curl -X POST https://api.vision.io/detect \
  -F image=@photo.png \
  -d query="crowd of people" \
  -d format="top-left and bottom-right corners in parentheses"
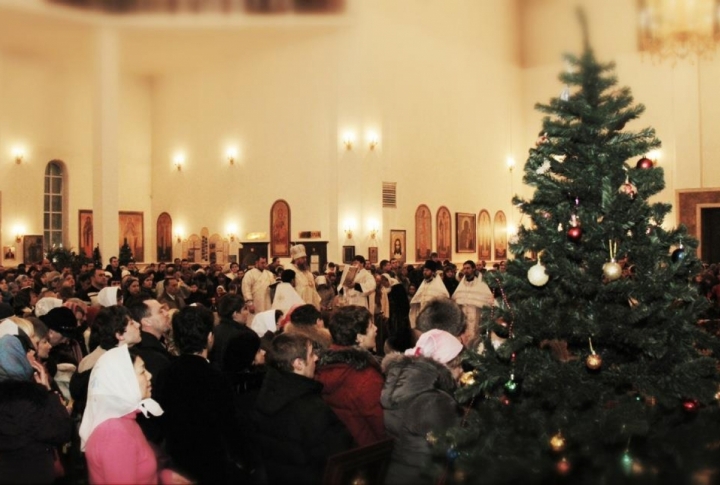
top-left (3, 243), bottom-right (717, 484)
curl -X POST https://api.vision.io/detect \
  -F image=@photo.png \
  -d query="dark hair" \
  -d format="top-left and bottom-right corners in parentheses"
top-left (353, 255), bottom-right (366, 265)
top-left (289, 304), bottom-right (321, 326)
top-left (464, 260), bottom-right (476, 269)
top-left (329, 305), bottom-right (372, 346)
top-left (172, 306), bottom-right (214, 355)
top-left (125, 294), bottom-right (154, 323)
top-left (281, 269), bottom-right (296, 283)
top-left (267, 333), bottom-right (310, 373)
top-left (94, 306), bottom-right (133, 350)
top-left (416, 298), bottom-right (466, 337)
top-left (218, 294), bottom-right (245, 319)
top-left (128, 345), bottom-right (142, 364)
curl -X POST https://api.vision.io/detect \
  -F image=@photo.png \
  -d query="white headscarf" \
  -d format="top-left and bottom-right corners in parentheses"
top-left (35, 297), bottom-right (64, 317)
top-left (79, 345), bottom-right (163, 451)
top-left (97, 287), bottom-right (120, 307)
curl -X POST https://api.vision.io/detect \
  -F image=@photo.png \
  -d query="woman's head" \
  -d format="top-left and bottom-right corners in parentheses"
top-left (406, 329), bottom-right (464, 379)
top-left (128, 347), bottom-right (152, 400)
top-left (329, 305), bottom-right (376, 349)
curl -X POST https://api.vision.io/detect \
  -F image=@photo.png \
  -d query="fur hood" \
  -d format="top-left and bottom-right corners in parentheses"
top-left (380, 353), bottom-right (456, 409)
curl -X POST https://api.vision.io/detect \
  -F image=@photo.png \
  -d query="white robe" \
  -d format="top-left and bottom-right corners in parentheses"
top-left (337, 266), bottom-right (377, 309)
top-left (271, 282), bottom-right (305, 315)
top-left (241, 268), bottom-right (276, 323)
top-left (289, 263), bottom-right (321, 309)
top-left (452, 276), bottom-right (495, 342)
top-left (409, 276), bottom-right (450, 328)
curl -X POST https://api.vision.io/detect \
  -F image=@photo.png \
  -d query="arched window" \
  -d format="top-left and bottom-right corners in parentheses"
top-left (44, 161), bottom-right (65, 248)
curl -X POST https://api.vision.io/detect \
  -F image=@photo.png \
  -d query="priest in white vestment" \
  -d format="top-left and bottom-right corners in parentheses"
top-left (241, 256), bottom-right (276, 325)
top-left (409, 260), bottom-right (450, 328)
top-left (452, 260), bottom-right (495, 344)
top-left (288, 244), bottom-right (321, 309)
top-left (271, 269), bottom-right (305, 315)
top-left (337, 255), bottom-right (377, 309)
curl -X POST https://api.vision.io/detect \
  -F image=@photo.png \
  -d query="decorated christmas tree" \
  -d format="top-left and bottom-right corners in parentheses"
top-left (119, 239), bottom-right (134, 267)
top-left (92, 244), bottom-right (102, 268)
top-left (445, 20), bottom-right (720, 485)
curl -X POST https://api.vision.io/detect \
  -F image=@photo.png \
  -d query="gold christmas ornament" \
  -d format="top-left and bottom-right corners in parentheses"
top-left (603, 240), bottom-right (622, 281)
top-left (459, 371), bottom-right (476, 387)
top-left (425, 431), bottom-right (438, 445)
top-left (586, 337), bottom-right (603, 370)
top-left (550, 432), bottom-right (566, 452)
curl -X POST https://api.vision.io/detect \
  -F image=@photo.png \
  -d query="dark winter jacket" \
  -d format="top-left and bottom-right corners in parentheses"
top-left (380, 353), bottom-right (462, 485)
top-left (0, 380), bottom-right (72, 485)
top-left (209, 318), bottom-right (255, 371)
top-left (157, 354), bottom-right (246, 485)
top-left (253, 367), bottom-right (353, 484)
top-left (135, 330), bottom-right (173, 444)
top-left (315, 345), bottom-right (386, 447)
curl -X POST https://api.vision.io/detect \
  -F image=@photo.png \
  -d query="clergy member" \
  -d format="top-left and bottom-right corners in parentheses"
top-left (288, 245), bottom-right (321, 309)
top-left (452, 260), bottom-right (495, 344)
top-left (409, 260), bottom-right (449, 328)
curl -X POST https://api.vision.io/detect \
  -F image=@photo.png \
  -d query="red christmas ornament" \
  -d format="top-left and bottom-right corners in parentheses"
top-left (636, 157), bottom-right (654, 169)
top-left (557, 457), bottom-right (571, 475)
top-left (619, 182), bottom-right (638, 199)
top-left (682, 399), bottom-right (699, 413)
top-left (567, 226), bottom-right (583, 243)
top-left (501, 396), bottom-right (511, 406)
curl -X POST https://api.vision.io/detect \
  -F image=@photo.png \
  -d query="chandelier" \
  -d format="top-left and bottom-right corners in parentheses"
top-left (638, 0), bottom-right (720, 60)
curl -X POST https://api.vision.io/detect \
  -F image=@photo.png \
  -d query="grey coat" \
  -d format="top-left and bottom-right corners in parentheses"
top-left (380, 353), bottom-right (461, 484)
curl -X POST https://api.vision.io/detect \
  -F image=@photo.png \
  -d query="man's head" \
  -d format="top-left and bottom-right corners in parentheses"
top-left (230, 262), bottom-right (240, 274)
top-left (91, 268), bottom-right (108, 289)
top-left (267, 333), bottom-right (317, 378)
top-left (462, 260), bottom-right (476, 280)
top-left (416, 298), bottom-right (465, 338)
top-left (431, 252), bottom-right (439, 262)
top-left (94, 305), bottom-right (141, 350)
top-left (290, 245), bottom-right (307, 269)
top-left (422, 260), bottom-right (437, 281)
top-left (444, 265), bottom-right (456, 279)
top-left (126, 296), bottom-right (170, 339)
top-left (255, 257), bottom-right (268, 272)
top-left (164, 277), bottom-right (179, 296)
top-left (379, 260), bottom-right (390, 274)
top-left (109, 257), bottom-right (119, 269)
top-left (352, 255), bottom-right (366, 268)
top-left (329, 305), bottom-right (377, 350)
top-left (218, 294), bottom-right (246, 320)
top-left (281, 269), bottom-right (296, 285)
top-left (290, 304), bottom-right (322, 327)
top-left (172, 306), bottom-right (214, 355)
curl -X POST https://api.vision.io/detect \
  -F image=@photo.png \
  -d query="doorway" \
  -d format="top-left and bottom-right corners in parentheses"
top-left (700, 207), bottom-right (720, 264)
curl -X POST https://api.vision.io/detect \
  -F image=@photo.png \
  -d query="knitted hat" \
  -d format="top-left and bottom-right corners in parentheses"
top-left (290, 244), bottom-right (307, 261)
top-left (405, 329), bottom-right (463, 365)
top-left (40, 307), bottom-right (77, 337)
top-left (35, 297), bottom-right (64, 317)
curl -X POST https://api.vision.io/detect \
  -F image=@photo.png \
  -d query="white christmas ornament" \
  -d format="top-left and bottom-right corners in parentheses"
top-left (528, 259), bottom-right (550, 286)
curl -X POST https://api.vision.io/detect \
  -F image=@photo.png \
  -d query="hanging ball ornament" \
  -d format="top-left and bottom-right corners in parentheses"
top-left (535, 133), bottom-right (549, 147)
top-left (425, 431), bottom-right (438, 445)
top-left (557, 457), bottom-right (571, 475)
top-left (567, 226), bottom-right (583, 243)
top-left (528, 260), bottom-right (550, 287)
top-left (459, 371), bottom-right (476, 387)
top-left (550, 432), bottom-right (566, 453)
top-left (636, 157), bottom-right (654, 169)
top-left (500, 396), bottom-right (511, 406)
top-left (622, 451), bottom-right (634, 476)
top-left (586, 353), bottom-right (603, 370)
top-left (504, 377), bottom-right (518, 394)
top-left (446, 447), bottom-right (460, 463)
top-left (671, 243), bottom-right (686, 263)
top-left (682, 399), bottom-right (699, 413)
top-left (603, 259), bottom-right (623, 281)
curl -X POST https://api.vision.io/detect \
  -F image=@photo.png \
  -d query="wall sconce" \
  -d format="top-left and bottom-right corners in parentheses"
top-left (368, 132), bottom-right (379, 150)
top-left (342, 132), bottom-right (355, 150)
top-left (227, 147), bottom-right (237, 166)
top-left (12, 147), bottom-right (25, 165)
top-left (506, 156), bottom-right (516, 172)
top-left (13, 225), bottom-right (24, 243)
top-left (369, 228), bottom-right (378, 239)
top-left (173, 153), bottom-right (185, 171)
top-left (344, 227), bottom-right (353, 239)
top-left (226, 223), bottom-right (238, 242)
top-left (174, 227), bottom-right (184, 243)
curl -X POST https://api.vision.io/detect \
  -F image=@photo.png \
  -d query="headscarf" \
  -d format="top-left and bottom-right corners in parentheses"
top-left (97, 287), bottom-right (120, 308)
top-left (35, 297), bottom-right (64, 317)
top-left (79, 345), bottom-right (163, 450)
top-left (405, 329), bottom-right (463, 365)
top-left (0, 334), bottom-right (33, 382)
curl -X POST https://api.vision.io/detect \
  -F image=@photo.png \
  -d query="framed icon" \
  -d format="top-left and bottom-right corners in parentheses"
top-left (456, 212), bottom-right (476, 253)
top-left (389, 229), bottom-right (406, 262)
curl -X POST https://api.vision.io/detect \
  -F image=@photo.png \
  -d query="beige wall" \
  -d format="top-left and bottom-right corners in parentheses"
top-left (0, 0), bottom-right (716, 267)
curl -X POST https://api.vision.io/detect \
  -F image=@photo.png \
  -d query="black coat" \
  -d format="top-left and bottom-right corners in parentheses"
top-left (157, 354), bottom-right (246, 485)
top-left (253, 367), bottom-right (353, 485)
top-left (135, 331), bottom-right (173, 443)
top-left (0, 380), bottom-right (72, 485)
